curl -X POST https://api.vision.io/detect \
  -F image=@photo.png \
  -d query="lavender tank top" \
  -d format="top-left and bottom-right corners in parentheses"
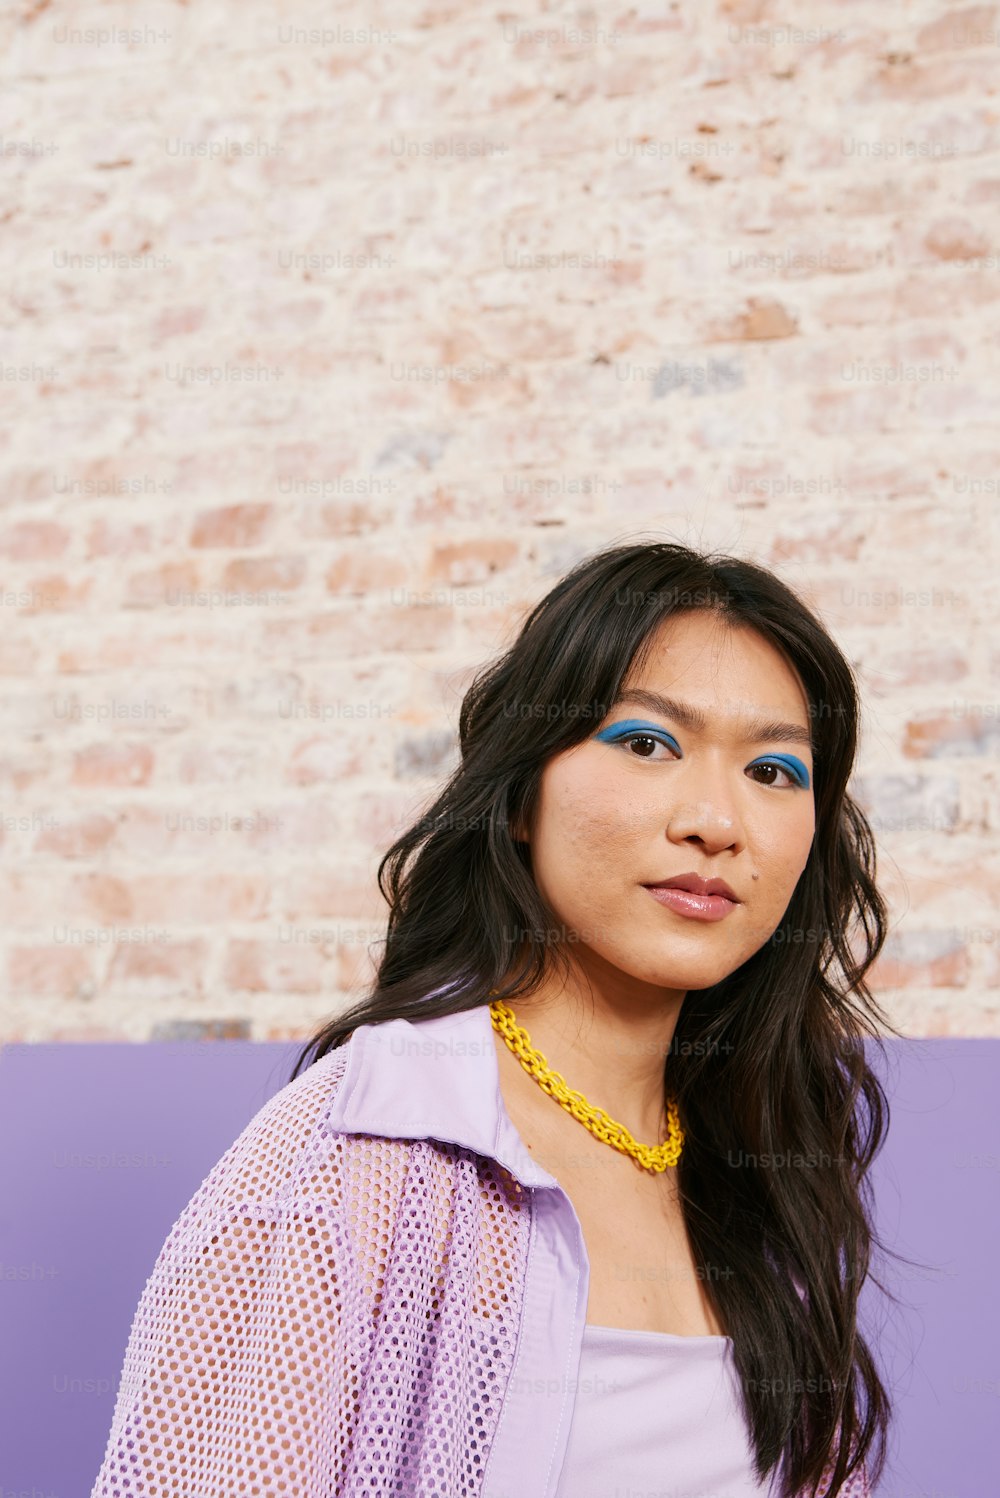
top-left (555, 1322), bottom-right (774, 1497)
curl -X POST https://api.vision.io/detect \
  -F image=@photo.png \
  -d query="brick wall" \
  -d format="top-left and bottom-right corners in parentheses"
top-left (3, 2), bottom-right (998, 1044)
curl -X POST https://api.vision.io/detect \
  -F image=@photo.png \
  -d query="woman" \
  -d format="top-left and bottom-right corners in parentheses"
top-left (91, 539), bottom-right (900, 1497)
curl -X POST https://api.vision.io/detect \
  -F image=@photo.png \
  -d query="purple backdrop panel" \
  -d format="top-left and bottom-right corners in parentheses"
top-left (0, 1036), bottom-right (996, 1498)
top-left (853, 1037), bottom-right (999, 1498)
top-left (0, 1039), bottom-right (302, 1498)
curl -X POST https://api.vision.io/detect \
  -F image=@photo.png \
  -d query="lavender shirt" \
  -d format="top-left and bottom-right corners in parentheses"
top-left (90, 998), bottom-right (870, 1497)
top-left (556, 1323), bottom-right (772, 1497)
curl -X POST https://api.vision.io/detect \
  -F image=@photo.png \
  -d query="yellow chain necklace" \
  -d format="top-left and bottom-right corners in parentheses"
top-left (488, 992), bottom-right (684, 1173)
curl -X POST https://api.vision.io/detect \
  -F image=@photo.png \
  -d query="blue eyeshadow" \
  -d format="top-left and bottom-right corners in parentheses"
top-left (592, 720), bottom-right (810, 788)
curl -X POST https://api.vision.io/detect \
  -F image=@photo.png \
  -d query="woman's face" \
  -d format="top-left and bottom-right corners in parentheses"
top-left (515, 610), bottom-right (817, 998)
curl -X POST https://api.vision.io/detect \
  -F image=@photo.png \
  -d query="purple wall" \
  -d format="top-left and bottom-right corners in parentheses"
top-left (1, 1036), bottom-right (995, 1496)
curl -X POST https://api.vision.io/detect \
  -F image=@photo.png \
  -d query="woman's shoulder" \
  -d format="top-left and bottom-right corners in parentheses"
top-left (166, 1005), bottom-right (513, 1264)
top-left (166, 1046), bottom-right (357, 1243)
top-left (171, 1029), bottom-right (472, 1239)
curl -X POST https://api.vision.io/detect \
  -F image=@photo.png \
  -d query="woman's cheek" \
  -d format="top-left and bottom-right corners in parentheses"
top-left (550, 772), bottom-right (631, 854)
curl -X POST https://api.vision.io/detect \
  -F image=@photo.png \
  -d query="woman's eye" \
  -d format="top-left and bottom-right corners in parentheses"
top-left (746, 759), bottom-right (800, 789)
top-left (620, 732), bottom-right (678, 760)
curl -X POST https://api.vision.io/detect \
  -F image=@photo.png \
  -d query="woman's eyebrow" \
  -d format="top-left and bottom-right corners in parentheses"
top-left (611, 688), bottom-right (814, 750)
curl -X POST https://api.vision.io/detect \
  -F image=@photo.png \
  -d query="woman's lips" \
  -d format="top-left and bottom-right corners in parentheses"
top-left (643, 885), bottom-right (738, 922)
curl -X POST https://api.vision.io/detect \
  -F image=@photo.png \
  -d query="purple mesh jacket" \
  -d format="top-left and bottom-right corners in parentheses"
top-left (90, 1000), bottom-right (872, 1497)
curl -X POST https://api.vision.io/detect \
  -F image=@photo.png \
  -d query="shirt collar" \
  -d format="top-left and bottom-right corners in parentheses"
top-left (323, 999), bottom-right (561, 1191)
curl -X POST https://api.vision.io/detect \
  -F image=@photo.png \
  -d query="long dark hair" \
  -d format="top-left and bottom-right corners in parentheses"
top-left (291, 537), bottom-right (905, 1497)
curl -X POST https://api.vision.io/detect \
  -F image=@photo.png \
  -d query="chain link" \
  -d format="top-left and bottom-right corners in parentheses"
top-left (488, 994), bottom-right (684, 1173)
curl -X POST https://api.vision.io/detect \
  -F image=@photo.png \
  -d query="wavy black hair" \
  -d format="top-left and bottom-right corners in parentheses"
top-left (291, 537), bottom-right (911, 1497)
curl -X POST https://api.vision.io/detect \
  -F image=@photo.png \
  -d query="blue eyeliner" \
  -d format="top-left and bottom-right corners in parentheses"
top-left (748, 752), bottom-right (810, 789)
top-left (592, 719), bottom-right (811, 789)
top-left (594, 718), bottom-right (681, 749)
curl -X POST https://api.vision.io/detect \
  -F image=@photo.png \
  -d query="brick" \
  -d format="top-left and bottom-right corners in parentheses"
top-left (105, 873), bottom-right (270, 924)
top-left (86, 519), bottom-right (156, 558)
top-left (804, 388), bottom-right (908, 437)
top-left (324, 551), bottom-right (411, 596)
top-left (300, 499), bottom-right (395, 538)
top-left (427, 537), bottom-right (520, 584)
top-left (854, 56), bottom-right (993, 103)
top-left (261, 606), bottom-right (455, 660)
top-left (851, 772), bottom-right (961, 833)
top-left (177, 743), bottom-right (263, 784)
top-left (8, 945), bottom-right (95, 998)
top-left (67, 873), bottom-right (135, 923)
top-left (36, 812), bottom-right (117, 858)
top-left (190, 504), bottom-right (274, 549)
top-left (122, 560), bottom-right (201, 608)
top-left (903, 713), bottom-right (1000, 758)
top-left (702, 297), bottom-right (799, 341)
top-left (173, 446), bottom-right (270, 496)
top-left (286, 736), bottom-right (371, 786)
top-left (57, 624), bottom-right (246, 673)
top-left (924, 215), bottom-right (993, 260)
top-left (281, 867), bottom-right (386, 922)
top-left (71, 743), bottom-right (155, 788)
top-left (394, 728), bottom-right (459, 780)
top-left (915, 7), bottom-right (999, 52)
top-left (47, 1022), bottom-right (131, 1042)
top-left (764, 513), bottom-right (867, 563)
top-left (0, 521), bottom-right (71, 561)
top-left (0, 632), bottom-right (41, 674)
top-left (15, 573), bottom-right (93, 611)
top-left (151, 304), bottom-right (207, 339)
top-left (863, 643), bottom-right (969, 689)
top-left (273, 440), bottom-right (359, 480)
top-left (347, 786), bottom-right (448, 855)
top-left (221, 554), bottom-right (307, 591)
top-left (150, 1019), bottom-right (253, 1040)
top-left (106, 937), bottom-right (207, 995)
top-left (223, 938), bottom-right (327, 993)
top-left (871, 929), bottom-right (970, 988)
top-left (823, 574), bottom-right (972, 631)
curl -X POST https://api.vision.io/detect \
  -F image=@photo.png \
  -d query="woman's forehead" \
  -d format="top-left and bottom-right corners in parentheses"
top-left (620, 615), bottom-right (813, 726)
